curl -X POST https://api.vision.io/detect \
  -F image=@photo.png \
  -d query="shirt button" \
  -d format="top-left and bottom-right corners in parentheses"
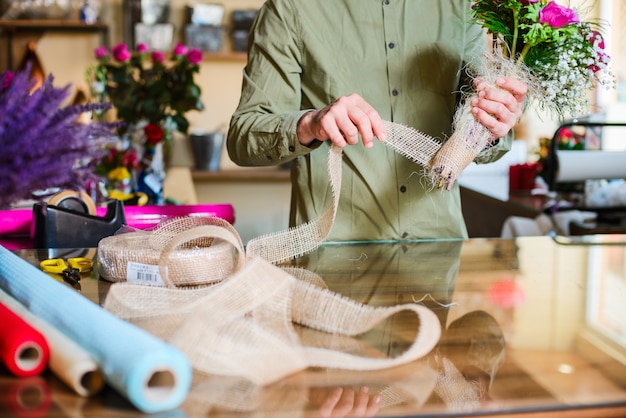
top-left (388, 42), bottom-right (395, 49)
top-left (402, 232), bottom-right (409, 239)
top-left (288, 145), bottom-right (295, 152)
top-left (392, 89), bottom-right (399, 96)
top-left (384, 0), bottom-right (390, 4)
top-left (400, 185), bottom-right (406, 193)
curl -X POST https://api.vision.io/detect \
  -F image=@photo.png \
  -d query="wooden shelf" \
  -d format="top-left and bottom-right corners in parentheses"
top-left (0, 19), bottom-right (108, 31)
top-left (202, 51), bottom-right (247, 62)
top-left (0, 19), bottom-right (109, 69)
top-left (192, 168), bottom-right (290, 183)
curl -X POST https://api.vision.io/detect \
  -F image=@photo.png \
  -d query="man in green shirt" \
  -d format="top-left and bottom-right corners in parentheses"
top-left (227, 0), bottom-right (527, 242)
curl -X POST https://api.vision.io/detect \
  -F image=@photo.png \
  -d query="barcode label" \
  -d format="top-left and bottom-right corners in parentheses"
top-left (126, 262), bottom-right (166, 286)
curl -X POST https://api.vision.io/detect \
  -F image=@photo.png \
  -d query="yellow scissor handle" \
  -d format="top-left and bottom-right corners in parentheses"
top-left (67, 257), bottom-right (93, 273)
top-left (40, 257), bottom-right (93, 274)
top-left (40, 259), bottom-right (69, 274)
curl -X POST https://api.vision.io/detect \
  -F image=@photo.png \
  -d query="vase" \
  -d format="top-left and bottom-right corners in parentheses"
top-left (136, 142), bottom-right (165, 205)
top-left (189, 131), bottom-right (224, 171)
top-left (120, 120), bottom-right (167, 205)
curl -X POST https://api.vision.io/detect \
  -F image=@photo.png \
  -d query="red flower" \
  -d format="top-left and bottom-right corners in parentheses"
top-left (121, 149), bottom-right (139, 169)
top-left (104, 148), bottom-right (118, 164)
top-left (144, 123), bottom-right (164, 146)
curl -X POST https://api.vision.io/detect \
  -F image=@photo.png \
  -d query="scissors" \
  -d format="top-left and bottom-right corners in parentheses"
top-left (40, 257), bottom-right (93, 290)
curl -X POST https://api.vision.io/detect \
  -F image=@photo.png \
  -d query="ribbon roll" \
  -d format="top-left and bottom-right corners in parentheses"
top-left (0, 302), bottom-right (49, 377)
top-left (0, 245), bottom-right (192, 414)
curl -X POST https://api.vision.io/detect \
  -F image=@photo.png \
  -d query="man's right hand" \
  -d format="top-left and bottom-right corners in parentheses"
top-left (296, 93), bottom-right (387, 149)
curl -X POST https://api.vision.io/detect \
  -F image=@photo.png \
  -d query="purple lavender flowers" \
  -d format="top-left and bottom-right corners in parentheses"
top-left (0, 65), bottom-right (117, 209)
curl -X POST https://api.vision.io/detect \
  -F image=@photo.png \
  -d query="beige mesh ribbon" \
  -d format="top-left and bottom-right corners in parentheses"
top-left (382, 120), bottom-right (442, 169)
top-left (100, 142), bottom-right (442, 387)
top-left (382, 119), bottom-right (490, 190)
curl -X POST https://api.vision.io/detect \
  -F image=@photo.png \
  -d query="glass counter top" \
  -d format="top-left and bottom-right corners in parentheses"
top-left (2, 235), bottom-right (626, 417)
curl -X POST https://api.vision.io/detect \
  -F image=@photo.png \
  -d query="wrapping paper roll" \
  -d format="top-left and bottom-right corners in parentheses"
top-left (0, 204), bottom-right (235, 237)
top-left (0, 289), bottom-right (104, 397)
top-left (0, 245), bottom-right (192, 413)
top-left (556, 151), bottom-right (626, 182)
top-left (0, 302), bottom-right (49, 377)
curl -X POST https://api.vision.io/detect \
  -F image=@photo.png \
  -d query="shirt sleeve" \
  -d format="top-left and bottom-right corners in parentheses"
top-left (227, 0), bottom-right (314, 167)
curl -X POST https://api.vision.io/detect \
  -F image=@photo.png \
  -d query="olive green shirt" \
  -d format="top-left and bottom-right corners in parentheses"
top-left (227, 0), bottom-right (512, 241)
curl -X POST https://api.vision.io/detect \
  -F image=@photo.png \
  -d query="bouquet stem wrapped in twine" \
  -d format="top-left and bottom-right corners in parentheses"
top-left (429, 48), bottom-right (536, 190)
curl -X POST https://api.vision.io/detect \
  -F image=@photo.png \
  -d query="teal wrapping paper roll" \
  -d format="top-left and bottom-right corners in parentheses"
top-left (0, 245), bottom-right (192, 413)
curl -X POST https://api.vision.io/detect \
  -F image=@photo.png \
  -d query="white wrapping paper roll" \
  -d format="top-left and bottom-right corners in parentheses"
top-left (556, 151), bottom-right (626, 182)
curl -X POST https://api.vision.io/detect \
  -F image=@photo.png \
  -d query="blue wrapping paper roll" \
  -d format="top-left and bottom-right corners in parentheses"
top-left (0, 245), bottom-right (192, 413)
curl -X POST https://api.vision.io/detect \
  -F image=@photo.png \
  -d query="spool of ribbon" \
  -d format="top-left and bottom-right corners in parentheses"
top-left (0, 245), bottom-right (192, 414)
top-left (0, 301), bottom-right (49, 377)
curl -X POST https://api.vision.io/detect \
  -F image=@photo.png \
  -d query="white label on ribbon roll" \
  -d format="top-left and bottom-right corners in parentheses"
top-left (126, 262), bottom-right (166, 287)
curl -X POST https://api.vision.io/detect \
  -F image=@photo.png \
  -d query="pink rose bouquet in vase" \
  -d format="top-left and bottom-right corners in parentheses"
top-left (430, 0), bottom-right (613, 190)
top-left (87, 42), bottom-right (204, 204)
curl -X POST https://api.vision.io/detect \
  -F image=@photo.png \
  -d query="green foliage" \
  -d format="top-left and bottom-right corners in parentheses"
top-left (87, 44), bottom-right (204, 137)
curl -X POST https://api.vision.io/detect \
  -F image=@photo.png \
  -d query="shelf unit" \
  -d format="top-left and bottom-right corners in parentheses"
top-left (192, 168), bottom-right (289, 183)
top-left (202, 51), bottom-right (247, 62)
top-left (0, 19), bottom-right (109, 69)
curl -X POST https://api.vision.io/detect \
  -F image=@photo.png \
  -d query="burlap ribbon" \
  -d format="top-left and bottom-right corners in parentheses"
top-left (100, 124), bottom-right (446, 385)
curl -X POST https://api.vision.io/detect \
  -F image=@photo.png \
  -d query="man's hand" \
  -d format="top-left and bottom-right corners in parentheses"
top-left (471, 77), bottom-right (527, 140)
top-left (297, 93), bottom-right (387, 148)
top-left (314, 386), bottom-right (381, 418)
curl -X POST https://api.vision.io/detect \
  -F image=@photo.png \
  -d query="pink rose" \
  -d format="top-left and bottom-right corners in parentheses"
top-left (94, 46), bottom-right (109, 60)
top-left (151, 51), bottom-right (165, 64)
top-left (186, 48), bottom-right (203, 64)
top-left (589, 30), bottom-right (609, 73)
top-left (173, 42), bottom-right (189, 56)
top-left (539, 1), bottom-right (579, 28)
top-left (589, 30), bottom-right (605, 50)
top-left (136, 43), bottom-right (149, 54)
top-left (112, 43), bottom-right (131, 62)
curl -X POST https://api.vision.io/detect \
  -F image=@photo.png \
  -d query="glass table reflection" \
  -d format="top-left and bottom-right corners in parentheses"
top-left (2, 235), bottom-right (626, 417)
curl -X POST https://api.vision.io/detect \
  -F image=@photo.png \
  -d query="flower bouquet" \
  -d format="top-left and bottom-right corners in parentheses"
top-left (87, 42), bottom-right (204, 204)
top-left (430, 0), bottom-right (612, 190)
top-left (93, 147), bottom-right (140, 196)
top-left (0, 65), bottom-right (116, 209)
